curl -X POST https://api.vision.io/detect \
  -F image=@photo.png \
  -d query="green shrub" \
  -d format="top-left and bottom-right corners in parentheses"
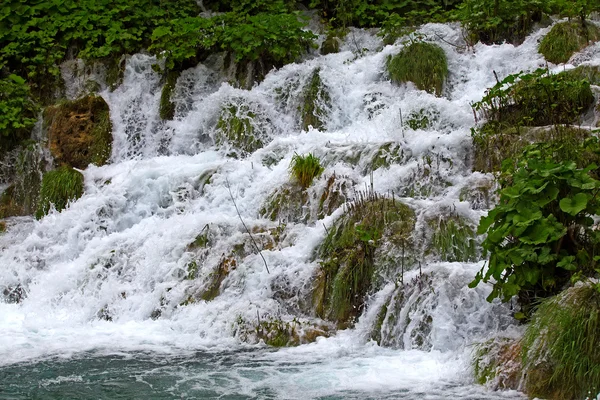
top-left (471, 139), bottom-right (600, 312)
top-left (0, 75), bottom-right (38, 152)
top-left (473, 68), bottom-right (595, 128)
top-left (539, 21), bottom-right (600, 64)
top-left (36, 166), bottom-right (84, 219)
top-left (522, 283), bottom-right (600, 399)
top-left (455, 0), bottom-right (546, 45)
top-left (563, 65), bottom-right (600, 86)
top-left (387, 41), bottom-right (448, 96)
top-left (289, 153), bottom-right (324, 189)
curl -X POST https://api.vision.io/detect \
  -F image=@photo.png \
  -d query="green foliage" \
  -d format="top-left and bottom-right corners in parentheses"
top-left (539, 21), bottom-right (600, 64)
top-left (522, 283), bottom-right (600, 399)
top-left (563, 65), bottom-right (600, 86)
top-left (300, 68), bottom-right (330, 131)
top-left (159, 70), bottom-right (180, 120)
top-left (547, 0), bottom-right (600, 21)
top-left (0, 75), bottom-right (38, 150)
top-left (454, 0), bottom-right (546, 44)
top-left (150, 11), bottom-right (316, 70)
top-left (35, 166), bottom-right (84, 219)
top-left (473, 68), bottom-right (594, 128)
top-left (316, 195), bottom-right (414, 323)
top-left (471, 139), bottom-right (600, 307)
top-left (387, 41), bottom-right (448, 96)
top-left (289, 153), bottom-right (324, 189)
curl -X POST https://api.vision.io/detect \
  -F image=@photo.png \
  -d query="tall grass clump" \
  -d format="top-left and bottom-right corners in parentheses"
top-left (386, 41), bottom-right (448, 96)
top-left (35, 166), bottom-right (84, 219)
top-left (522, 283), bottom-right (600, 399)
top-left (289, 153), bottom-right (324, 189)
top-left (539, 21), bottom-right (600, 64)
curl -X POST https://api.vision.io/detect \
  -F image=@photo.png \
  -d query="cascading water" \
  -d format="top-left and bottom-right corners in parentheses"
top-left (0, 21), bottom-right (576, 398)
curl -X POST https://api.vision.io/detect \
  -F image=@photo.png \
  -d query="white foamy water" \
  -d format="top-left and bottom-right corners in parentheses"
top-left (2, 21), bottom-right (591, 398)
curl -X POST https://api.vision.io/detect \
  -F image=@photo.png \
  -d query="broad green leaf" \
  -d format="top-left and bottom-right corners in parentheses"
top-left (559, 192), bottom-right (589, 216)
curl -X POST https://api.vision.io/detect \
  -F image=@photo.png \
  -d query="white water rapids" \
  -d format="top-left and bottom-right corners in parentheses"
top-left (2, 21), bottom-right (597, 398)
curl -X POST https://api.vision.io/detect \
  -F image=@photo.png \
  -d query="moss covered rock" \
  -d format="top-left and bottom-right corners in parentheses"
top-left (539, 21), bottom-right (600, 64)
top-left (314, 194), bottom-right (415, 324)
top-left (426, 213), bottom-right (478, 263)
top-left (45, 95), bottom-right (112, 169)
top-left (522, 283), bottom-right (600, 399)
top-left (387, 42), bottom-right (448, 96)
top-left (0, 144), bottom-right (46, 218)
top-left (35, 166), bottom-right (84, 219)
top-left (159, 70), bottom-right (180, 120)
top-left (216, 101), bottom-right (269, 156)
top-left (300, 68), bottom-right (331, 131)
top-left (472, 337), bottom-right (522, 390)
top-left (321, 31), bottom-right (342, 55)
top-left (235, 315), bottom-right (332, 347)
top-left (473, 125), bottom-right (596, 173)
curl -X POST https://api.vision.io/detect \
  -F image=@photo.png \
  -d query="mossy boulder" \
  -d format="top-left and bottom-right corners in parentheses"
top-left (314, 194), bottom-right (415, 324)
top-left (472, 337), bottom-right (522, 390)
top-left (425, 213), bottom-right (478, 263)
top-left (564, 64), bottom-right (600, 86)
top-left (522, 283), bottom-right (600, 399)
top-left (539, 21), bottom-right (600, 64)
top-left (321, 32), bottom-right (341, 55)
top-left (387, 42), bottom-right (448, 96)
top-left (0, 144), bottom-right (45, 218)
top-left (473, 125), bottom-right (596, 173)
top-left (44, 95), bottom-right (112, 169)
top-left (235, 315), bottom-right (332, 347)
top-left (300, 68), bottom-right (331, 131)
top-left (35, 166), bottom-right (84, 219)
top-left (216, 101), bottom-right (269, 156)
top-left (159, 70), bottom-right (180, 120)
top-left (260, 183), bottom-right (308, 223)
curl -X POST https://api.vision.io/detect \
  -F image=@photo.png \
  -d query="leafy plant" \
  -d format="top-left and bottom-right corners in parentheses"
top-left (0, 75), bottom-right (38, 151)
top-left (471, 139), bottom-right (600, 310)
top-left (454, 0), bottom-right (546, 45)
top-left (289, 153), bottom-right (324, 189)
top-left (539, 21), bottom-right (600, 64)
top-left (35, 166), bottom-right (84, 219)
top-left (387, 40), bottom-right (448, 96)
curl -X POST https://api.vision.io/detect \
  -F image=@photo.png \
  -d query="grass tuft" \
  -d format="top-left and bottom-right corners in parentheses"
top-left (35, 166), bottom-right (84, 219)
top-left (289, 153), bottom-right (324, 189)
top-left (522, 283), bottom-right (600, 399)
top-left (539, 21), bottom-right (600, 64)
top-left (387, 42), bottom-right (448, 96)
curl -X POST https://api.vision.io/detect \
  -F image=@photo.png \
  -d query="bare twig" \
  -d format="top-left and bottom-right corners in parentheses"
top-left (225, 177), bottom-right (270, 274)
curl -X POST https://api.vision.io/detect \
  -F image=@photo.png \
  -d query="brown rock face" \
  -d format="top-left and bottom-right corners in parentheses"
top-left (45, 95), bottom-right (112, 169)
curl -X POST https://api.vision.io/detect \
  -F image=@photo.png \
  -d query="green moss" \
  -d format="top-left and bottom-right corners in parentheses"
top-left (539, 21), bottom-right (600, 64)
top-left (405, 108), bottom-right (439, 130)
top-left (35, 166), bottom-right (84, 219)
top-left (105, 57), bottom-right (126, 91)
top-left (289, 153), bottom-right (324, 189)
top-left (473, 125), bottom-right (597, 173)
top-left (216, 102), bottom-right (263, 155)
top-left (300, 68), bottom-right (330, 131)
top-left (200, 257), bottom-right (235, 301)
top-left (369, 142), bottom-right (405, 171)
top-left (45, 95), bottom-right (113, 168)
top-left (387, 42), bottom-right (448, 96)
top-left (563, 65), bottom-right (600, 86)
top-left (260, 184), bottom-right (308, 223)
top-left (522, 283), bottom-right (600, 399)
top-left (370, 300), bottom-right (389, 345)
top-left (159, 70), bottom-right (180, 120)
top-left (427, 214), bottom-right (477, 262)
top-left (235, 315), bottom-right (331, 347)
top-left (0, 221), bottom-right (5, 232)
top-left (472, 337), bottom-right (522, 389)
top-left (315, 195), bottom-right (415, 324)
top-left (321, 30), bottom-right (342, 55)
